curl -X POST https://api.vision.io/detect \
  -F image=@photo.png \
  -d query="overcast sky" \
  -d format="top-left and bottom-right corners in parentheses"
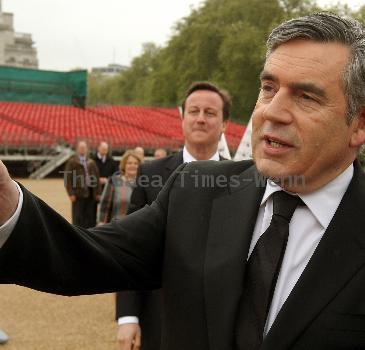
top-left (2, 0), bottom-right (363, 72)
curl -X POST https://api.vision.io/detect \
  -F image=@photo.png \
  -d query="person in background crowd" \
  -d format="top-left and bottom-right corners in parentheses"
top-left (0, 329), bottom-right (8, 345)
top-left (64, 140), bottom-right (101, 228)
top-left (92, 141), bottom-right (118, 191)
top-left (153, 148), bottom-right (167, 160)
top-left (133, 147), bottom-right (145, 163)
top-left (97, 150), bottom-right (141, 224)
top-left (116, 81), bottom-right (230, 350)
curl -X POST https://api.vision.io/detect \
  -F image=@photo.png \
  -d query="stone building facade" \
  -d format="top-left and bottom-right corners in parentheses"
top-left (0, 0), bottom-right (38, 68)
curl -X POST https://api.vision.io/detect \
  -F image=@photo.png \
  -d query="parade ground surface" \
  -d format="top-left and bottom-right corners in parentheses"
top-left (0, 179), bottom-right (116, 349)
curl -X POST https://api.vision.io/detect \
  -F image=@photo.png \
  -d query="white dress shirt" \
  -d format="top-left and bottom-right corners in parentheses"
top-left (182, 146), bottom-right (220, 163)
top-left (97, 153), bottom-right (106, 163)
top-left (252, 164), bottom-right (354, 335)
top-left (0, 163), bottom-right (353, 331)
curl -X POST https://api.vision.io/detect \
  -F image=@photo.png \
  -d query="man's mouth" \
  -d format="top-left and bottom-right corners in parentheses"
top-left (267, 139), bottom-right (286, 148)
top-left (264, 135), bottom-right (293, 147)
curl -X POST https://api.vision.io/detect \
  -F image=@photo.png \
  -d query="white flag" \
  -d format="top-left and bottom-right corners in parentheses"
top-left (233, 117), bottom-right (252, 161)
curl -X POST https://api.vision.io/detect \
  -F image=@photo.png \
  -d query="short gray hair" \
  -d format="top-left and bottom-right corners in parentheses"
top-left (267, 12), bottom-right (365, 124)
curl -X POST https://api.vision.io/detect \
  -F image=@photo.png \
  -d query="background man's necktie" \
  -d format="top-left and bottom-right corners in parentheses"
top-left (80, 157), bottom-right (91, 187)
top-left (235, 191), bottom-right (303, 350)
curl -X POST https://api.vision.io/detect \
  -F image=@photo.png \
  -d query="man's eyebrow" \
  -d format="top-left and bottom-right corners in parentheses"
top-left (259, 70), bottom-right (277, 82)
top-left (259, 70), bottom-right (328, 100)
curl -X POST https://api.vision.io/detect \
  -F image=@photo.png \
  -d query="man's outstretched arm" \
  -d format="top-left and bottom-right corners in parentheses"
top-left (0, 160), bottom-right (184, 296)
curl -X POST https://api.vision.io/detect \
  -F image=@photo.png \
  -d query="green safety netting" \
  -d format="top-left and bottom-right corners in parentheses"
top-left (0, 66), bottom-right (87, 107)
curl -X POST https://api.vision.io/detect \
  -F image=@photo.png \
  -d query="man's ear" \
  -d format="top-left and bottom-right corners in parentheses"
top-left (179, 107), bottom-right (184, 120)
top-left (222, 120), bottom-right (227, 133)
top-left (350, 107), bottom-right (365, 148)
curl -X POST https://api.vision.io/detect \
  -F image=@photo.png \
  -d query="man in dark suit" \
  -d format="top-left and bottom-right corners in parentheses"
top-left (64, 140), bottom-right (101, 228)
top-left (92, 141), bottom-right (118, 191)
top-left (116, 81), bottom-right (231, 350)
top-left (1, 12), bottom-right (365, 350)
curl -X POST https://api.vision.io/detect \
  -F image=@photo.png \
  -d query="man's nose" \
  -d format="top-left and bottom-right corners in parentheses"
top-left (262, 89), bottom-right (293, 124)
top-left (196, 111), bottom-right (206, 123)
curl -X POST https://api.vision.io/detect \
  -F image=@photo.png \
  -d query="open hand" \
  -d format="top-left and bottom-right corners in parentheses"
top-left (0, 160), bottom-right (19, 225)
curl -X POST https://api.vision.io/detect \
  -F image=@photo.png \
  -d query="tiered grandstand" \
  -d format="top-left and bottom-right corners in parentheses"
top-left (0, 101), bottom-right (245, 177)
top-left (0, 102), bottom-right (244, 149)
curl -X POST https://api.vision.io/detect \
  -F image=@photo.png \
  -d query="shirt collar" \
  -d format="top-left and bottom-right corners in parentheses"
top-left (97, 153), bottom-right (106, 162)
top-left (261, 164), bottom-right (354, 229)
top-left (183, 146), bottom-right (220, 163)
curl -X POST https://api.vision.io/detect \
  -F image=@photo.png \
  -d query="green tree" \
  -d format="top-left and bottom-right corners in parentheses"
top-left (87, 0), bottom-right (358, 122)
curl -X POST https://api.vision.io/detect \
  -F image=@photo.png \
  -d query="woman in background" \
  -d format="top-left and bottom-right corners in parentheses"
top-left (97, 150), bottom-right (141, 224)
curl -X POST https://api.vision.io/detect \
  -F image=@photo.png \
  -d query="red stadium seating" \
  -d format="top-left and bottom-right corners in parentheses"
top-left (0, 102), bottom-right (245, 150)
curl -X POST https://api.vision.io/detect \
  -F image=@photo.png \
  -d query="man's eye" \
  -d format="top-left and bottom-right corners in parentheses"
top-left (188, 109), bottom-right (199, 115)
top-left (299, 93), bottom-right (319, 104)
top-left (261, 85), bottom-right (273, 92)
top-left (260, 84), bottom-right (275, 98)
top-left (301, 93), bottom-right (314, 101)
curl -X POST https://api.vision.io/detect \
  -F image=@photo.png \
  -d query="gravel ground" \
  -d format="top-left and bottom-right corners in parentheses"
top-left (0, 179), bottom-right (117, 350)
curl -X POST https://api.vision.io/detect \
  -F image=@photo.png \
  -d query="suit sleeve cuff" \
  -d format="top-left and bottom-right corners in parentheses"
top-left (117, 316), bottom-right (139, 325)
top-left (0, 181), bottom-right (23, 248)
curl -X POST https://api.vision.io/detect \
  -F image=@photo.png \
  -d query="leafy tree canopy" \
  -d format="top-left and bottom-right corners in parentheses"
top-left (88, 0), bottom-right (363, 122)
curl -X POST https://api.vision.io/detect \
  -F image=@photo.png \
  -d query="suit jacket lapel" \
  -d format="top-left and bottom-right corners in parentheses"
top-left (164, 151), bottom-right (183, 178)
top-left (263, 164), bottom-right (365, 349)
top-left (204, 164), bottom-right (266, 350)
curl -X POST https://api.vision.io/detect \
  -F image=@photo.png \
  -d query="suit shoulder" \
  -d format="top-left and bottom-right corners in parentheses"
top-left (139, 153), bottom-right (181, 175)
top-left (184, 159), bottom-right (254, 177)
top-left (66, 155), bottom-right (77, 165)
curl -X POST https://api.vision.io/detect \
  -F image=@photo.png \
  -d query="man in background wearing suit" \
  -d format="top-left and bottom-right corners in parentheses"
top-left (116, 81), bottom-right (231, 350)
top-left (153, 148), bottom-right (167, 160)
top-left (92, 141), bottom-right (117, 191)
top-left (1, 12), bottom-right (365, 350)
top-left (64, 140), bottom-right (101, 228)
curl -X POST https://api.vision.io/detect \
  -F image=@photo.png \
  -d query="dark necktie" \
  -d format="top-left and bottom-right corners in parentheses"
top-left (235, 190), bottom-right (303, 350)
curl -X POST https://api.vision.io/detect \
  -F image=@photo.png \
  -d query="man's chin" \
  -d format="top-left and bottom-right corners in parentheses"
top-left (254, 157), bottom-right (293, 179)
top-left (253, 158), bottom-right (307, 191)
